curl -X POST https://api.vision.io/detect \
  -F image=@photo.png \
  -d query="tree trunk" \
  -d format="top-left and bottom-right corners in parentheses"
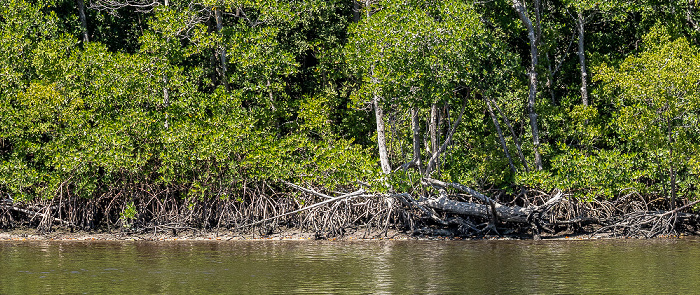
top-left (411, 108), bottom-right (422, 173)
top-left (491, 98), bottom-right (530, 172)
top-left (577, 11), bottom-right (589, 106)
top-left (486, 98), bottom-right (516, 174)
top-left (668, 122), bottom-right (676, 209)
top-left (365, 1), bottom-right (390, 175)
top-left (425, 100), bottom-right (466, 176)
top-left (77, 0), bottom-right (89, 43)
top-left (429, 103), bottom-right (438, 171)
top-left (687, 1), bottom-right (699, 32)
top-left (374, 95), bottom-right (391, 174)
top-left (670, 162), bottom-right (676, 209)
top-left (512, 0), bottom-right (543, 171)
top-left (215, 8), bottom-right (230, 92)
top-left (353, 0), bottom-right (360, 22)
top-left (163, 0), bottom-right (170, 130)
top-left (163, 75), bottom-right (169, 129)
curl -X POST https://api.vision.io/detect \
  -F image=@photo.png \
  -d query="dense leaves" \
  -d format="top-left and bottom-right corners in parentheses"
top-left (1, 0), bottom-right (699, 211)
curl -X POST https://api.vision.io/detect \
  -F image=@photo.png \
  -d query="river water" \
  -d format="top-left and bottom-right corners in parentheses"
top-left (1, 238), bottom-right (699, 294)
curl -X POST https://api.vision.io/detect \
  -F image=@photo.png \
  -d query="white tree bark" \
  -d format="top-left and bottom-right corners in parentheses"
top-left (374, 95), bottom-right (391, 174)
top-left (364, 0), bottom-right (391, 175)
top-left (424, 101), bottom-right (466, 176)
top-left (411, 108), bottom-right (423, 173)
top-left (215, 8), bottom-right (230, 92)
top-left (421, 178), bottom-right (563, 224)
top-left (429, 103), bottom-right (438, 171)
top-left (512, 0), bottom-right (543, 171)
top-left (486, 98), bottom-right (516, 174)
top-left (577, 11), bottom-right (589, 106)
top-left (491, 98), bottom-right (529, 172)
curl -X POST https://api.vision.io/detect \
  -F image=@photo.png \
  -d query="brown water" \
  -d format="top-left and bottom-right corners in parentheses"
top-left (1, 238), bottom-right (699, 294)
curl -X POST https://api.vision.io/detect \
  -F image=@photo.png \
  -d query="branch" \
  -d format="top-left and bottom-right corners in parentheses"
top-left (282, 181), bottom-right (333, 199)
top-left (422, 177), bottom-right (495, 204)
top-left (1, 204), bottom-right (74, 227)
top-left (661, 199), bottom-right (700, 217)
top-left (424, 99), bottom-right (467, 176)
top-left (489, 97), bottom-right (530, 172)
top-left (239, 189), bottom-right (366, 229)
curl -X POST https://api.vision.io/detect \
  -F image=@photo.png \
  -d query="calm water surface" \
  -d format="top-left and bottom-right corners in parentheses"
top-left (1, 238), bottom-right (699, 294)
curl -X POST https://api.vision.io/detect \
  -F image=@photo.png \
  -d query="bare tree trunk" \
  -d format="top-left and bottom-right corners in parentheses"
top-left (77, 0), bottom-right (89, 43)
top-left (668, 122), bottom-right (676, 209)
top-left (688, 1), bottom-right (700, 32)
top-left (374, 95), bottom-right (391, 174)
top-left (353, 0), bottom-right (360, 22)
top-left (266, 79), bottom-right (275, 110)
top-left (425, 100), bottom-right (466, 176)
top-left (512, 0), bottom-right (543, 171)
top-left (545, 32), bottom-right (574, 106)
top-left (491, 98), bottom-right (530, 172)
top-left (421, 178), bottom-right (563, 224)
top-left (215, 8), bottom-right (230, 92)
top-left (486, 98), bottom-right (516, 174)
top-left (670, 162), bottom-right (676, 209)
top-left (429, 104), bottom-right (438, 170)
top-left (576, 11), bottom-right (589, 106)
top-left (364, 0), bottom-right (390, 175)
top-left (163, 75), bottom-right (169, 129)
top-left (411, 108), bottom-right (423, 173)
top-left (163, 0), bottom-right (170, 130)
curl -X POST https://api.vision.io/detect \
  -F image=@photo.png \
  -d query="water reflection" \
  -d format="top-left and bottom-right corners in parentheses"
top-left (1, 238), bottom-right (699, 294)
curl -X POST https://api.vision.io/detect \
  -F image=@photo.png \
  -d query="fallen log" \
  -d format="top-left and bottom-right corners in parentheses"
top-left (390, 193), bottom-right (447, 225)
top-left (420, 178), bottom-right (564, 224)
top-left (421, 196), bottom-right (531, 223)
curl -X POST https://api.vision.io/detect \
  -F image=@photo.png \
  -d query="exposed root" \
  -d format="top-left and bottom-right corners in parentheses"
top-left (1, 181), bottom-right (698, 240)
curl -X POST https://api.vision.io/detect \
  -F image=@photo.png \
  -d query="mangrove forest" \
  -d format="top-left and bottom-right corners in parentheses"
top-left (1, 0), bottom-right (700, 239)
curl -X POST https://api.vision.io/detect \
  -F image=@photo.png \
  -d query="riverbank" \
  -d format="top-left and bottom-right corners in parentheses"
top-left (3, 182), bottom-right (699, 241)
top-left (3, 226), bottom-right (687, 242)
top-left (0, 227), bottom-right (414, 242)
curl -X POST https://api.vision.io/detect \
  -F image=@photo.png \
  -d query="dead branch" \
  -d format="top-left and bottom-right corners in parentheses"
top-left (419, 179), bottom-right (564, 229)
top-left (1, 204), bottom-right (74, 228)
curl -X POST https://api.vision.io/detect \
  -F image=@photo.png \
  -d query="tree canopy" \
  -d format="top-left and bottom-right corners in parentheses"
top-left (1, 0), bottom-right (700, 223)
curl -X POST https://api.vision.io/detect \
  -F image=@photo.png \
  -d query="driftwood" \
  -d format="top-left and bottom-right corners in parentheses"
top-left (420, 178), bottom-right (563, 224)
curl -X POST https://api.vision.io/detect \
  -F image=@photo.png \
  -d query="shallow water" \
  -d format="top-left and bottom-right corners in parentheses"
top-left (1, 238), bottom-right (699, 294)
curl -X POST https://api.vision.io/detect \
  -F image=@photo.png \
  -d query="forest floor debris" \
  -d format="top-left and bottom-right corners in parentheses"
top-left (2, 180), bottom-right (698, 242)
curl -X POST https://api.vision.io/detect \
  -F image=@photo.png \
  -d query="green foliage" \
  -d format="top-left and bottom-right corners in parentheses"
top-left (2, 0), bottom-right (700, 209)
top-left (119, 202), bottom-right (137, 228)
top-left (519, 144), bottom-right (641, 200)
top-left (0, 1), bottom-right (376, 202)
top-left (346, 0), bottom-right (505, 109)
top-left (596, 26), bottom-right (700, 200)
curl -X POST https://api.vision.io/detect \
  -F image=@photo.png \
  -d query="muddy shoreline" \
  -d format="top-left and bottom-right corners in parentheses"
top-left (3, 183), bottom-right (699, 242)
top-left (2, 226), bottom-right (687, 242)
